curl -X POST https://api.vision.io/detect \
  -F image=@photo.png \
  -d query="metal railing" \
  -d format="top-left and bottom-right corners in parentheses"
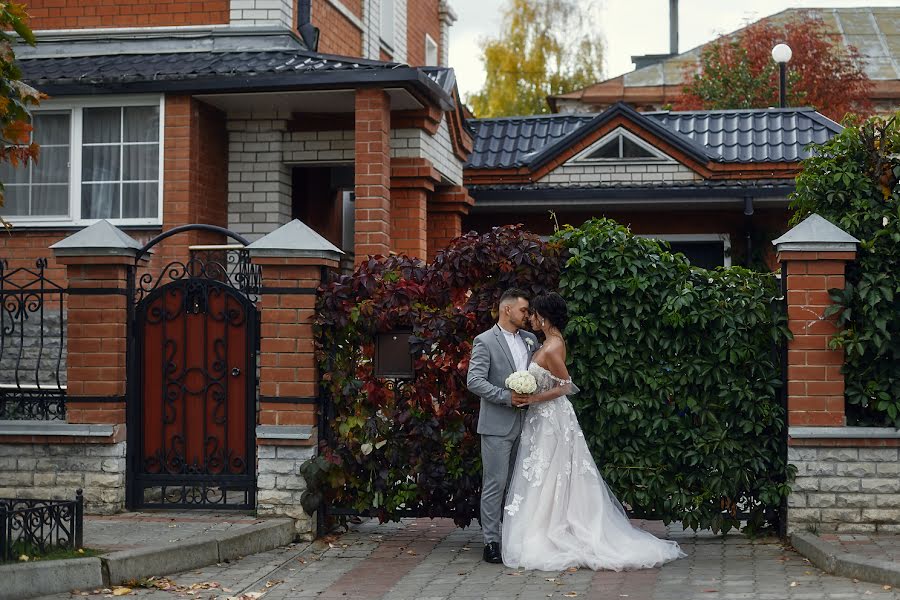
top-left (0, 258), bottom-right (67, 420)
top-left (0, 490), bottom-right (83, 561)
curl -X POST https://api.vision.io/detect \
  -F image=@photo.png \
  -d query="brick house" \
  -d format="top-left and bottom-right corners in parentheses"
top-left (0, 0), bottom-right (471, 532)
top-left (463, 102), bottom-right (843, 269)
top-left (549, 7), bottom-right (900, 116)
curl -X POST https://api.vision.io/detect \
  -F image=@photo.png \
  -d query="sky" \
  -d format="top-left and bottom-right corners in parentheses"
top-left (447, 0), bottom-right (900, 100)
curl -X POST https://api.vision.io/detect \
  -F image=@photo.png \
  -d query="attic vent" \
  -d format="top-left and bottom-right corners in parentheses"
top-left (586, 134), bottom-right (657, 160)
top-left (573, 127), bottom-right (671, 163)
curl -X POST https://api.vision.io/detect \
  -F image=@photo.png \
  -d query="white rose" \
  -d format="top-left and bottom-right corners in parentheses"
top-left (505, 370), bottom-right (537, 394)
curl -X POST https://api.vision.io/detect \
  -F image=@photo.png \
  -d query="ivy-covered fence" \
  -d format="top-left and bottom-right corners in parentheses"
top-left (306, 221), bottom-right (792, 534)
top-left (790, 115), bottom-right (900, 426)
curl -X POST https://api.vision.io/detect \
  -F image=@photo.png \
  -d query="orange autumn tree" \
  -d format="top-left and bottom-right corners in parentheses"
top-left (0, 1), bottom-right (41, 223)
top-left (676, 14), bottom-right (872, 122)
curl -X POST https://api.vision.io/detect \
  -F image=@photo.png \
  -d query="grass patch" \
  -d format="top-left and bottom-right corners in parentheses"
top-left (8, 541), bottom-right (100, 562)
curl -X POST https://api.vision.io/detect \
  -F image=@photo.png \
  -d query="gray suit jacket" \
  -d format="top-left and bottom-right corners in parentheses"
top-left (467, 324), bottom-right (539, 436)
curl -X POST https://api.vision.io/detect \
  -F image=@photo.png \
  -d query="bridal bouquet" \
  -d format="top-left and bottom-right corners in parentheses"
top-left (505, 370), bottom-right (537, 394)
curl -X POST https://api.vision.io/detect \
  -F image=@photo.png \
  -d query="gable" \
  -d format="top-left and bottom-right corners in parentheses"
top-left (568, 127), bottom-right (674, 164)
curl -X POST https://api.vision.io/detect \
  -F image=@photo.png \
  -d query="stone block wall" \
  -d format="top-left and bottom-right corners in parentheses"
top-left (0, 440), bottom-right (125, 513)
top-left (538, 162), bottom-right (701, 185)
top-left (0, 310), bottom-right (66, 387)
top-left (257, 444), bottom-right (316, 538)
top-left (788, 446), bottom-right (900, 533)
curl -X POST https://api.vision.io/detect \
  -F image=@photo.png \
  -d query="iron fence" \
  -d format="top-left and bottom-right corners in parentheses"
top-left (0, 490), bottom-right (83, 561)
top-left (0, 258), bottom-right (66, 420)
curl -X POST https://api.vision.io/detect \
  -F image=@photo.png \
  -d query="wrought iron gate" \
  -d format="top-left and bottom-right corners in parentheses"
top-left (126, 225), bottom-right (260, 509)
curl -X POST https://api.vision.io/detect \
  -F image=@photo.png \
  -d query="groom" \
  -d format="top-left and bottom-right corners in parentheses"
top-left (466, 288), bottom-right (538, 564)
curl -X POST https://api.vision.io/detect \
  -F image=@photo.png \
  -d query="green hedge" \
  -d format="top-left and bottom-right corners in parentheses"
top-left (555, 218), bottom-right (793, 533)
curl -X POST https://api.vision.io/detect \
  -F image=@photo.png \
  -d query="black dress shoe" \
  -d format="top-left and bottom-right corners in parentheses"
top-left (483, 541), bottom-right (502, 564)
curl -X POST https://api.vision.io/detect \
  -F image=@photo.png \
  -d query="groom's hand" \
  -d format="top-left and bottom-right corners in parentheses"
top-left (511, 393), bottom-right (530, 407)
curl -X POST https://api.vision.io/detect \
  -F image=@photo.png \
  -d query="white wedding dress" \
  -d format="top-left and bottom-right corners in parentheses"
top-left (501, 362), bottom-right (686, 571)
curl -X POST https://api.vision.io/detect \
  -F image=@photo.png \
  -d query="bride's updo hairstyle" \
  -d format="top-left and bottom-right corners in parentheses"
top-left (532, 292), bottom-right (568, 332)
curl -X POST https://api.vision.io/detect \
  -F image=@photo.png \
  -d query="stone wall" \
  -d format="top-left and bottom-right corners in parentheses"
top-left (537, 162), bottom-right (701, 185)
top-left (0, 310), bottom-right (66, 387)
top-left (257, 444), bottom-right (315, 538)
top-left (788, 445), bottom-right (900, 533)
top-left (0, 440), bottom-right (125, 513)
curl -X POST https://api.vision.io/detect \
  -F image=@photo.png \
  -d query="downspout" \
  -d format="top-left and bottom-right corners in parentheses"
top-left (297, 0), bottom-right (320, 51)
top-left (743, 195), bottom-right (754, 267)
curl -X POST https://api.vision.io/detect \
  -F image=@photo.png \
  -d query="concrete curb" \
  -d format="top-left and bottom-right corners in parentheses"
top-left (102, 518), bottom-right (296, 585)
top-left (792, 532), bottom-right (900, 587)
top-left (5, 518), bottom-right (296, 599)
top-left (0, 557), bottom-right (104, 600)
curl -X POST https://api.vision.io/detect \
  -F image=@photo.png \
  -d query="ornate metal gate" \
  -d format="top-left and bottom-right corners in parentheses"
top-left (126, 225), bottom-right (260, 509)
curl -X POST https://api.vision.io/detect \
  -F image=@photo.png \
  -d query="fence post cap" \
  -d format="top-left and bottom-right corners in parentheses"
top-left (246, 219), bottom-right (343, 260)
top-left (772, 213), bottom-right (860, 253)
top-left (50, 220), bottom-right (142, 257)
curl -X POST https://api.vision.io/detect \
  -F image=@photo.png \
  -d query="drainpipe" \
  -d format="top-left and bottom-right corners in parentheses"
top-left (743, 195), bottom-right (755, 267)
top-left (297, 0), bottom-right (320, 51)
top-left (669, 0), bottom-right (678, 55)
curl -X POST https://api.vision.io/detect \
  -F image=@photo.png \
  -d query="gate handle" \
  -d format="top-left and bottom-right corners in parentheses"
top-left (231, 368), bottom-right (240, 377)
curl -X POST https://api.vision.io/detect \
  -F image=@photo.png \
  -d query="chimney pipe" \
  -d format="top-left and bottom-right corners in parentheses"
top-left (669, 0), bottom-right (679, 55)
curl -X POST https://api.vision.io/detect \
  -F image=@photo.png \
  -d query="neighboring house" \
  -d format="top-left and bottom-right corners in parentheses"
top-left (550, 7), bottom-right (900, 116)
top-left (463, 102), bottom-right (842, 269)
top-left (4, 0), bottom-right (471, 274)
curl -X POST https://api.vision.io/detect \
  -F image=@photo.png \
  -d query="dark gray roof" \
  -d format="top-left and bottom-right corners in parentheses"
top-left (18, 49), bottom-right (456, 109)
top-left (467, 104), bottom-right (842, 169)
top-left (646, 109), bottom-right (842, 162)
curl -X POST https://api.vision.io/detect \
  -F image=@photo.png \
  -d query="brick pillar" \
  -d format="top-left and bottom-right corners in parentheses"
top-left (354, 88), bottom-right (392, 262)
top-left (773, 214), bottom-right (859, 427)
top-left (50, 221), bottom-right (143, 425)
top-left (391, 158), bottom-right (440, 259)
top-left (428, 185), bottom-right (474, 259)
top-left (248, 220), bottom-right (342, 536)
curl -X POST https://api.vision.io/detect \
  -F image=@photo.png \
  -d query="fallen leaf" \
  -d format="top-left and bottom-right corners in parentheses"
top-left (885, 585), bottom-right (893, 590)
top-left (264, 580), bottom-right (283, 588)
top-left (566, 567), bottom-right (578, 573)
top-left (406, 550), bottom-right (417, 555)
top-left (112, 588), bottom-right (132, 596)
top-left (564, 593), bottom-right (578, 597)
top-left (790, 582), bottom-right (799, 587)
top-left (506, 571), bottom-right (522, 576)
top-left (18, 555), bottom-right (29, 562)
top-left (546, 578), bottom-right (556, 582)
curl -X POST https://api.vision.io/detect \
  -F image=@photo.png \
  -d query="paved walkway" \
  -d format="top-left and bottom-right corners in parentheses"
top-left (83, 512), bottom-right (267, 553)
top-left (36, 517), bottom-right (900, 600)
top-left (818, 532), bottom-right (900, 563)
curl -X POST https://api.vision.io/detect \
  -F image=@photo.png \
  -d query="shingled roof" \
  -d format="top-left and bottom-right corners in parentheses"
top-left (17, 48), bottom-right (457, 109)
top-left (466, 104), bottom-right (842, 169)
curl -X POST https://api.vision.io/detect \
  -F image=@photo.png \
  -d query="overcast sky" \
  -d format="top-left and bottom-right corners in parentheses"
top-left (448, 0), bottom-right (900, 99)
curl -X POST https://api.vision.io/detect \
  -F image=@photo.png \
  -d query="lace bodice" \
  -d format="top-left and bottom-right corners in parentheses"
top-left (528, 362), bottom-right (572, 394)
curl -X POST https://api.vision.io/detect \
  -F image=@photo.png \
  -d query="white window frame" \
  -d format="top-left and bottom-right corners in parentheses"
top-left (1, 94), bottom-right (165, 228)
top-left (424, 33), bottom-right (438, 66)
top-left (636, 233), bottom-right (732, 267)
top-left (570, 127), bottom-right (673, 164)
top-left (379, 0), bottom-right (395, 50)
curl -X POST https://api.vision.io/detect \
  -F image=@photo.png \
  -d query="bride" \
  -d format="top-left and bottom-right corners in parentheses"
top-left (502, 292), bottom-right (685, 571)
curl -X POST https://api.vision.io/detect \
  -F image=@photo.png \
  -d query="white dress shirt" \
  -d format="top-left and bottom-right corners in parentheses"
top-left (499, 325), bottom-right (529, 372)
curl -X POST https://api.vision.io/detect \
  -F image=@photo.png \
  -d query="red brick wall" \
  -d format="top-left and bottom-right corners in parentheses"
top-left (23, 0), bottom-right (229, 30)
top-left (405, 0), bottom-right (440, 66)
top-left (354, 89), bottom-right (392, 260)
top-left (312, 0), bottom-right (363, 57)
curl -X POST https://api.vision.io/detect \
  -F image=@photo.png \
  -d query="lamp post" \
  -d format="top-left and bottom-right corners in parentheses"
top-left (771, 43), bottom-right (793, 108)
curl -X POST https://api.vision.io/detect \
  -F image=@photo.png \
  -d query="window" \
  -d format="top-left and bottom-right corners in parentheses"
top-left (636, 234), bottom-right (731, 268)
top-left (380, 0), bottom-right (395, 49)
top-left (425, 34), bottom-right (438, 66)
top-left (0, 96), bottom-right (164, 226)
top-left (575, 128), bottom-right (669, 163)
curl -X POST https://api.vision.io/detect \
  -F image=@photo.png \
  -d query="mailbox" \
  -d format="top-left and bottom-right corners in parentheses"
top-left (374, 330), bottom-right (414, 379)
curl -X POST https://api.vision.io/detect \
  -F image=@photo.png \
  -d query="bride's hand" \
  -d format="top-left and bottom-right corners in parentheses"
top-left (511, 392), bottom-right (530, 407)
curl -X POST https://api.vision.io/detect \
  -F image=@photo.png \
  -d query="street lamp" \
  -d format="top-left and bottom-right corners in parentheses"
top-left (772, 43), bottom-right (793, 108)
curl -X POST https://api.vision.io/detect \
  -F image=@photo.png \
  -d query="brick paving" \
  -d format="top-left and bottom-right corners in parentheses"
top-left (84, 512), bottom-right (267, 552)
top-left (819, 532), bottom-right (900, 563)
top-left (38, 518), bottom-right (900, 600)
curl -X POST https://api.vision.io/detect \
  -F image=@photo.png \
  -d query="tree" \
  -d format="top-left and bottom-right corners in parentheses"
top-left (466, 0), bottom-right (603, 118)
top-left (676, 14), bottom-right (872, 122)
top-left (0, 2), bottom-right (41, 224)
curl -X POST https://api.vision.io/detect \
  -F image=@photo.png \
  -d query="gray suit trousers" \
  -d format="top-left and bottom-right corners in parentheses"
top-left (480, 410), bottom-right (524, 545)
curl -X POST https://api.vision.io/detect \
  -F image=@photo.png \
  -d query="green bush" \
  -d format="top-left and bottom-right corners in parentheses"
top-left (554, 218), bottom-right (793, 534)
top-left (790, 115), bottom-right (900, 426)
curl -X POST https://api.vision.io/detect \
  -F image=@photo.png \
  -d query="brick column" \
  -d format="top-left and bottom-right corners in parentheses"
top-left (50, 221), bottom-right (143, 425)
top-left (354, 88), bottom-right (392, 262)
top-left (247, 220), bottom-right (342, 536)
top-left (391, 158), bottom-right (440, 259)
top-left (773, 214), bottom-right (859, 427)
top-left (428, 185), bottom-right (474, 259)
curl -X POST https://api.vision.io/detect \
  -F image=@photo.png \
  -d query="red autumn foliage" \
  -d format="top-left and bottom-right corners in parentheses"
top-left (676, 13), bottom-right (872, 122)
